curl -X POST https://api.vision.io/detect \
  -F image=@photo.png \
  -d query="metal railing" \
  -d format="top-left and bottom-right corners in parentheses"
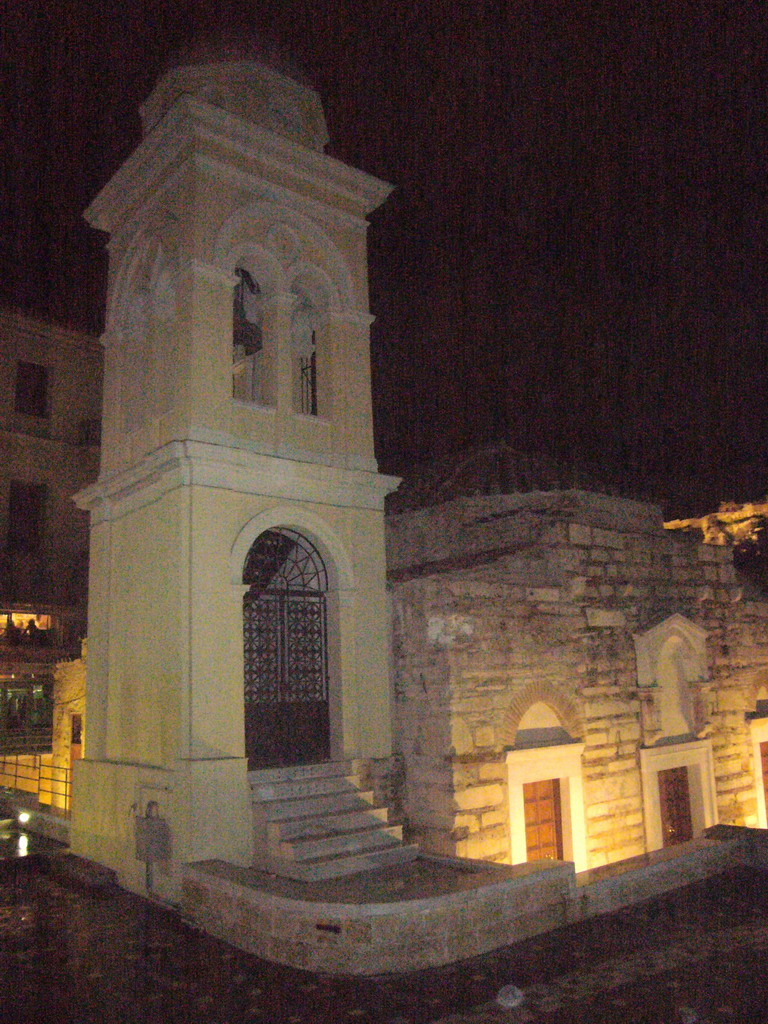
top-left (0, 754), bottom-right (71, 814)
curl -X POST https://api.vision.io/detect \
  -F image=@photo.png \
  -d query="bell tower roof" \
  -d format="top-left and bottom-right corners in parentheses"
top-left (140, 38), bottom-right (328, 151)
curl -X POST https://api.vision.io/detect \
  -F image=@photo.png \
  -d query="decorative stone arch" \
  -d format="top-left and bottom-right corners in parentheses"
top-left (287, 259), bottom-right (342, 314)
top-left (634, 613), bottom-right (718, 851)
top-left (745, 668), bottom-right (768, 714)
top-left (500, 683), bottom-right (583, 749)
top-left (633, 613), bottom-right (711, 745)
top-left (211, 199), bottom-right (357, 311)
top-left (502, 684), bottom-right (587, 871)
top-left (231, 506), bottom-right (355, 766)
top-left (229, 505), bottom-right (354, 595)
top-left (106, 227), bottom-right (171, 334)
top-left (148, 246), bottom-right (178, 322)
top-left (219, 242), bottom-right (287, 299)
top-left (108, 233), bottom-right (187, 430)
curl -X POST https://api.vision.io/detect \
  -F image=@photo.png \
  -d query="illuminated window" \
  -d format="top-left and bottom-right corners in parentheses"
top-left (14, 362), bottom-right (49, 418)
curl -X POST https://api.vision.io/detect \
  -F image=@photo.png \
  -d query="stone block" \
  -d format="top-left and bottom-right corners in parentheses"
top-left (569, 523), bottom-right (592, 546)
top-left (473, 726), bottom-right (495, 747)
top-left (478, 761), bottom-right (506, 782)
top-left (453, 783), bottom-right (504, 811)
top-left (593, 528), bottom-right (625, 549)
top-left (586, 608), bottom-right (626, 628)
top-left (607, 756), bottom-right (637, 773)
top-left (551, 548), bottom-right (584, 572)
top-left (590, 549), bottom-right (612, 564)
top-left (526, 586), bottom-right (561, 603)
top-left (449, 717), bottom-right (474, 756)
top-left (481, 808), bottom-right (508, 828)
top-left (585, 730), bottom-right (609, 746)
top-left (453, 812), bottom-right (481, 832)
top-left (585, 801), bottom-right (611, 820)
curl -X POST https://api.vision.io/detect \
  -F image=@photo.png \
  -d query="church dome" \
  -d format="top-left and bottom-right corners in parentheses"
top-left (140, 32), bottom-right (328, 151)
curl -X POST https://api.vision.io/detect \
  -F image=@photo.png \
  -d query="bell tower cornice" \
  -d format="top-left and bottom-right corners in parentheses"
top-left (85, 76), bottom-right (392, 239)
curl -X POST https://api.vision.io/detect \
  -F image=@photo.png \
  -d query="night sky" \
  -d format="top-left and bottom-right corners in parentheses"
top-left (1, 3), bottom-right (766, 515)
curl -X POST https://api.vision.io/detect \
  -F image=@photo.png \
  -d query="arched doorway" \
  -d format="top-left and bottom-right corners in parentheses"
top-left (243, 528), bottom-right (330, 768)
top-left (505, 701), bottom-right (588, 870)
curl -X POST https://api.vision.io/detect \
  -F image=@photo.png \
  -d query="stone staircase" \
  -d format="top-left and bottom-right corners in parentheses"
top-left (249, 761), bottom-right (419, 881)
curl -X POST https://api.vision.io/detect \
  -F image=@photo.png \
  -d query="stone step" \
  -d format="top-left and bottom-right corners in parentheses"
top-left (266, 805), bottom-right (389, 842)
top-left (247, 761), bottom-right (353, 786)
top-left (254, 789), bottom-right (378, 821)
top-left (269, 842), bottom-right (420, 882)
top-left (250, 773), bottom-right (364, 803)
top-left (280, 823), bottom-right (403, 862)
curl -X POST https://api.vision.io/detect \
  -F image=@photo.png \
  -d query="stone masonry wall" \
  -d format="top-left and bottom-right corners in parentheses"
top-left (386, 490), bottom-right (768, 869)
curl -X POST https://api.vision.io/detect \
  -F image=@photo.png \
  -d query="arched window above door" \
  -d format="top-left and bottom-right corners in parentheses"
top-left (242, 528), bottom-right (328, 593)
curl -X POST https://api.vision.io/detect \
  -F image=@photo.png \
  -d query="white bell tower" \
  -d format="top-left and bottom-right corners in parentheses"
top-left (73, 55), bottom-right (398, 897)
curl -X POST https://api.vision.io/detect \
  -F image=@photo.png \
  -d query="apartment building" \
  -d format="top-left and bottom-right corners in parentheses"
top-left (0, 308), bottom-right (101, 800)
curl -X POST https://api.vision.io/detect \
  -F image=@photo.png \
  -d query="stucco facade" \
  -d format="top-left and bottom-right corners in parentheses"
top-left (71, 59), bottom-right (398, 897)
top-left (0, 309), bottom-right (100, 786)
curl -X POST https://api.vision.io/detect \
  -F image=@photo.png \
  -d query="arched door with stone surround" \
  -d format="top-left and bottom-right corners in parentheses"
top-left (243, 528), bottom-right (330, 768)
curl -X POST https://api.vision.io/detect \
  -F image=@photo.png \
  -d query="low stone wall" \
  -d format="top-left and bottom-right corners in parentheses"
top-left (181, 857), bottom-right (574, 974)
top-left (181, 830), bottom-right (755, 975)
top-left (573, 833), bottom-right (746, 921)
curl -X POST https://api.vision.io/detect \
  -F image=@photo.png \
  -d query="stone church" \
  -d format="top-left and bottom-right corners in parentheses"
top-left (386, 480), bottom-right (768, 870)
top-left (68, 52), bottom-right (768, 901)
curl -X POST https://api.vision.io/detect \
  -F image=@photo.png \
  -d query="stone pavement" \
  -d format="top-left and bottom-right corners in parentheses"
top-left (1, 856), bottom-right (768, 1023)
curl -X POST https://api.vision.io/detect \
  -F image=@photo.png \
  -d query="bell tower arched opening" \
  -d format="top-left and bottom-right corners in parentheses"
top-left (242, 528), bottom-right (331, 768)
top-left (232, 267), bottom-right (264, 403)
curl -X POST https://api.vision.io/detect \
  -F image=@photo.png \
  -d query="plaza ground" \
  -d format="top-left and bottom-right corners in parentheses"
top-left (1, 848), bottom-right (767, 1023)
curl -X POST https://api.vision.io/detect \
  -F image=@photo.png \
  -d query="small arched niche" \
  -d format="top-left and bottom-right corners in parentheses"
top-left (634, 615), bottom-right (718, 850)
top-left (656, 636), bottom-right (695, 740)
top-left (633, 613), bottom-right (709, 745)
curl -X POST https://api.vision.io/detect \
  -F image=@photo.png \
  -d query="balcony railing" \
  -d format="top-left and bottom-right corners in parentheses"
top-left (0, 754), bottom-right (71, 813)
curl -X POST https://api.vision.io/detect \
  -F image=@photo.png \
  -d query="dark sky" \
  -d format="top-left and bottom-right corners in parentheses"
top-left (1, 2), bottom-right (766, 515)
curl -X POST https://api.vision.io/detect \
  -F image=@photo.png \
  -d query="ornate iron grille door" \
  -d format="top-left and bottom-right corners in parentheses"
top-left (243, 530), bottom-right (330, 768)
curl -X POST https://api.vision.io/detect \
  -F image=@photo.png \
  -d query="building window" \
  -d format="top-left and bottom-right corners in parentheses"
top-left (6, 481), bottom-right (46, 552)
top-left (14, 362), bottom-right (49, 418)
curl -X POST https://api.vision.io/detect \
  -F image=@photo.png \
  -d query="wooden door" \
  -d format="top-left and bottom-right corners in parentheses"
top-left (523, 778), bottom-right (563, 861)
top-left (760, 742), bottom-right (768, 816)
top-left (658, 765), bottom-right (693, 847)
